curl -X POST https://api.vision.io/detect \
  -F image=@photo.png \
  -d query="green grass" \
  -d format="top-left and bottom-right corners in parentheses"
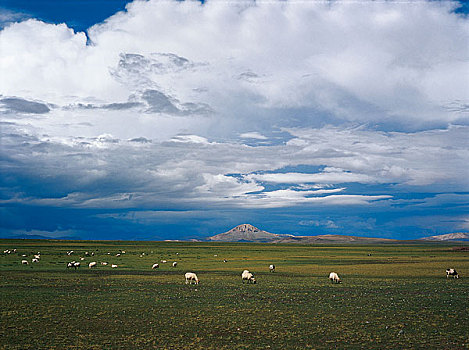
top-left (0, 240), bottom-right (468, 349)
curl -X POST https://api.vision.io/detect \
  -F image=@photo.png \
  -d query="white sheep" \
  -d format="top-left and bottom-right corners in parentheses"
top-left (329, 272), bottom-right (341, 283)
top-left (21, 260), bottom-right (28, 265)
top-left (269, 264), bottom-right (275, 272)
top-left (185, 272), bottom-right (199, 284)
top-left (89, 262), bottom-right (97, 268)
top-left (172, 262), bottom-right (178, 267)
top-left (34, 255), bottom-right (40, 259)
top-left (101, 262), bottom-right (108, 265)
top-left (446, 268), bottom-right (459, 279)
top-left (116, 253), bottom-right (121, 257)
top-left (152, 263), bottom-right (159, 269)
top-left (32, 258), bottom-right (39, 263)
top-left (67, 261), bottom-right (79, 269)
top-left (242, 270), bottom-right (256, 284)
top-left (111, 264), bottom-right (118, 268)
top-left (161, 260), bottom-right (167, 263)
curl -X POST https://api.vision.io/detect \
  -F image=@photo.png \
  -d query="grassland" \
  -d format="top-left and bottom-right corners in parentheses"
top-left (0, 240), bottom-right (468, 349)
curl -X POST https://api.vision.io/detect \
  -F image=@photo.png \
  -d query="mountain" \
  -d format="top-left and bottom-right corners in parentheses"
top-left (271, 234), bottom-right (398, 244)
top-left (420, 232), bottom-right (469, 241)
top-left (208, 224), bottom-right (398, 244)
top-left (1, 234), bottom-right (82, 240)
top-left (208, 224), bottom-right (293, 242)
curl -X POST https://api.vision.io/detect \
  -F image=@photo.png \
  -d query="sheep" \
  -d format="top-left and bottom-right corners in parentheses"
top-left (121, 251), bottom-right (126, 254)
top-left (101, 262), bottom-right (108, 265)
top-left (89, 262), bottom-right (97, 269)
top-left (242, 270), bottom-right (256, 284)
top-left (111, 264), bottom-right (118, 268)
top-left (172, 262), bottom-right (178, 267)
top-left (161, 260), bottom-right (167, 263)
top-left (329, 272), bottom-right (341, 284)
top-left (116, 253), bottom-right (121, 257)
top-left (34, 255), bottom-right (40, 259)
top-left (32, 258), bottom-right (39, 263)
top-left (152, 263), bottom-right (159, 269)
top-left (269, 264), bottom-right (275, 273)
top-left (80, 257), bottom-right (85, 261)
top-left (223, 259), bottom-right (228, 263)
top-left (67, 261), bottom-right (79, 269)
top-left (185, 272), bottom-right (199, 284)
top-left (446, 268), bottom-right (459, 279)
top-left (21, 260), bottom-right (28, 265)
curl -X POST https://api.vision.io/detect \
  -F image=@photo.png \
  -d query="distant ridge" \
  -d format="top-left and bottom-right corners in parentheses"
top-left (208, 224), bottom-right (293, 242)
top-left (208, 224), bottom-right (399, 244)
top-left (419, 232), bottom-right (469, 241)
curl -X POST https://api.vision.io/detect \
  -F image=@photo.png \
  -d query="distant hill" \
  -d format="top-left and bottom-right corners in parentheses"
top-left (1, 234), bottom-right (82, 240)
top-left (272, 234), bottom-right (398, 244)
top-left (208, 224), bottom-right (293, 243)
top-left (208, 224), bottom-right (399, 244)
top-left (419, 232), bottom-right (469, 242)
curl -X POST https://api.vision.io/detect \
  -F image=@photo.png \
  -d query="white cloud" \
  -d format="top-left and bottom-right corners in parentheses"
top-left (0, 0), bottom-right (467, 132)
top-left (246, 171), bottom-right (376, 184)
top-left (0, 0), bottom-right (467, 219)
top-left (240, 132), bottom-right (268, 140)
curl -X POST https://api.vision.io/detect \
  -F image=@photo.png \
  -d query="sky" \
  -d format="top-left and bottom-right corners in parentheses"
top-left (0, 0), bottom-right (468, 240)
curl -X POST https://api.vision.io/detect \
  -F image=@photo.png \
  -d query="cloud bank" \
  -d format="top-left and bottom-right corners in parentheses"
top-left (0, 0), bottom-right (468, 239)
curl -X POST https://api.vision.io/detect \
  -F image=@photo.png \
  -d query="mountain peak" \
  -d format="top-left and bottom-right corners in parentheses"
top-left (420, 232), bottom-right (469, 241)
top-left (233, 224), bottom-right (260, 233)
top-left (208, 224), bottom-right (288, 242)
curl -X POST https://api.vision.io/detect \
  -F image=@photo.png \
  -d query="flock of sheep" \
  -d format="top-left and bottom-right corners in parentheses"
top-left (5, 248), bottom-right (461, 283)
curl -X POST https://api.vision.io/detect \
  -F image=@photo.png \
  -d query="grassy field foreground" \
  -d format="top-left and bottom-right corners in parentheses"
top-left (0, 240), bottom-right (468, 349)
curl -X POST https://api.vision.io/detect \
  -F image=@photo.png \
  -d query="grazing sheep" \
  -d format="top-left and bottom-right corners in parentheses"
top-left (34, 255), bottom-right (40, 259)
top-left (329, 272), bottom-right (341, 284)
top-left (172, 262), bottom-right (178, 267)
top-left (32, 258), bottom-right (39, 263)
top-left (242, 270), bottom-right (256, 284)
top-left (21, 260), bottom-right (28, 265)
top-left (185, 272), bottom-right (199, 284)
top-left (161, 260), bottom-right (167, 263)
top-left (223, 259), bottom-right (228, 263)
top-left (111, 264), bottom-right (118, 268)
top-left (121, 251), bottom-right (126, 254)
top-left (152, 263), bottom-right (159, 269)
top-left (269, 264), bottom-right (275, 273)
top-left (89, 262), bottom-right (97, 269)
top-left (446, 268), bottom-right (459, 279)
top-left (67, 261), bottom-right (79, 269)
top-left (101, 262), bottom-right (108, 265)
top-left (22, 254), bottom-right (27, 257)
top-left (80, 257), bottom-right (85, 261)
top-left (116, 253), bottom-right (121, 257)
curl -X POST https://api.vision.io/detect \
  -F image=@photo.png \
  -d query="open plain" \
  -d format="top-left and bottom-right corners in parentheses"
top-left (1, 240), bottom-right (468, 349)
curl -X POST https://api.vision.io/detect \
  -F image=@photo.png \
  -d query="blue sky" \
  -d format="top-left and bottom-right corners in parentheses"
top-left (0, 0), bottom-right (468, 240)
